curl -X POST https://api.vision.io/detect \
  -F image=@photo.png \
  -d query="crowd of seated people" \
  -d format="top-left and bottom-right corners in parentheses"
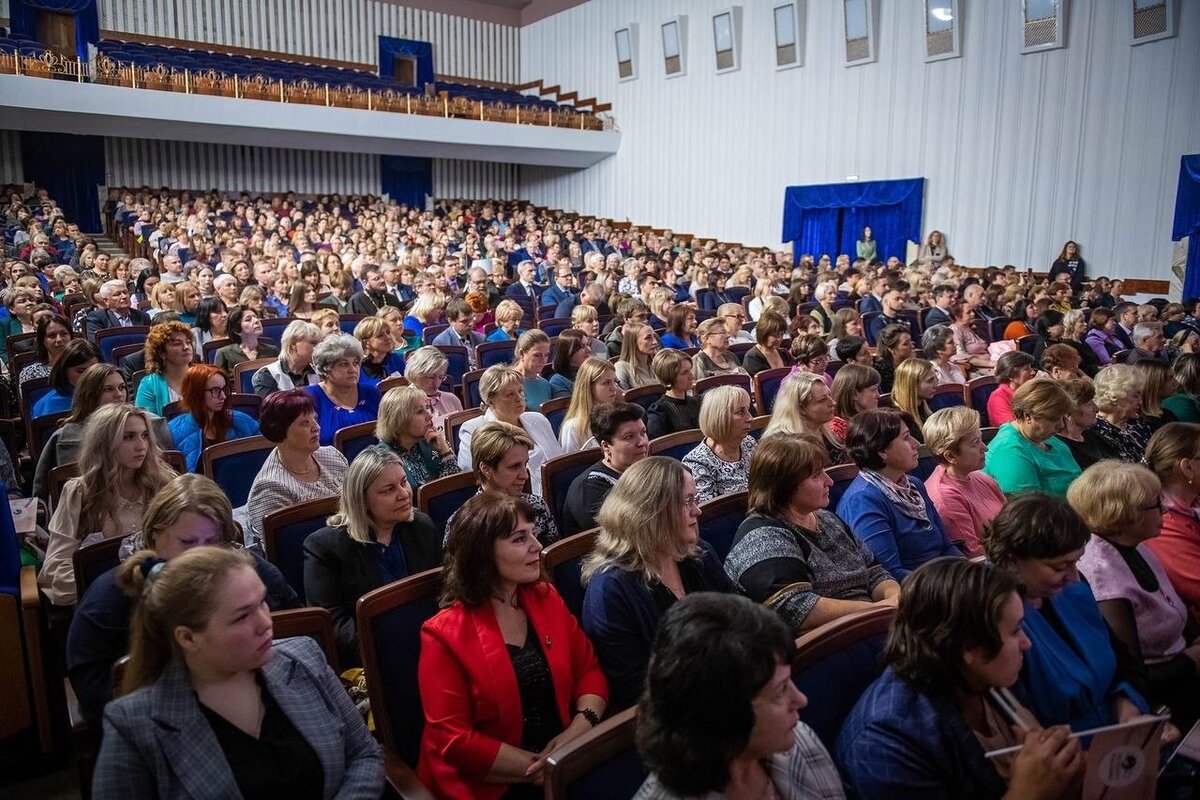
top-left (9, 183), bottom-right (1200, 798)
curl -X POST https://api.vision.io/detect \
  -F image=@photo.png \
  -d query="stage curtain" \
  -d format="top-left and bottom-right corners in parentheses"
top-left (378, 37), bottom-right (435, 89)
top-left (19, 131), bottom-right (104, 233)
top-left (1173, 155), bottom-right (1200, 299)
top-left (381, 155), bottom-right (432, 210)
top-left (9, 0), bottom-right (99, 61)
top-left (782, 178), bottom-right (924, 263)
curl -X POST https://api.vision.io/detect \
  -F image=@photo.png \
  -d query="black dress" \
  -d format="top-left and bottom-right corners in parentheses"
top-left (505, 619), bottom-right (562, 800)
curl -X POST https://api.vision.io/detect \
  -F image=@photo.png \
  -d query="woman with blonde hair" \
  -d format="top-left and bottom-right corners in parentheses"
top-left (616, 321), bottom-right (659, 390)
top-left (134, 320), bottom-right (195, 415)
top-left (456, 365), bottom-right (561, 494)
top-left (352, 316), bottom-right (405, 387)
top-left (485, 299), bottom-right (525, 342)
top-left (66, 473), bottom-right (299, 723)
top-left (174, 280), bottom-right (201, 326)
top-left (146, 280), bottom-right (177, 320)
top-left (682, 385), bottom-right (757, 503)
top-left (376, 384), bottom-right (460, 492)
top-left (691, 317), bottom-right (745, 380)
top-left (92, 547), bottom-right (381, 799)
top-left (39, 403), bottom-right (176, 605)
top-left (403, 292), bottom-right (444, 341)
top-left (559, 357), bottom-right (623, 453)
top-left (581, 457), bottom-right (734, 710)
top-left (512, 328), bottom-right (553, 410)
top-left (829, 363), bottom-right (881, 441)
top-left (1091, 364), bottom-right (1154, 462)
top-left (764, 372), bottom-right (847, 464)
top-left (922, 407), bottom-right (1005, 558)
top-left (309, 306), bottom-right (340, 338)
top-left (570, 302), bottom-right (608, 358)
top-left (891, 358), bottom-right (939, 441)
top-left (304, 446), bottom-right (442, 666)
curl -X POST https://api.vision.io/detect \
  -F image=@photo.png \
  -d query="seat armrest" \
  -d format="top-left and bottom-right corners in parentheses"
top-left (382, 745), bottom-right (436, 800)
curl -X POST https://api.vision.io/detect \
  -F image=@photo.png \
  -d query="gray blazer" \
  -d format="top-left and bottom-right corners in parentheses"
top-left (93, 636), bottom-right (383, 800)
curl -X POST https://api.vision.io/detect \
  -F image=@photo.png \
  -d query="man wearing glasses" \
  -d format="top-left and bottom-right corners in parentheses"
top-left (717, 303), bottom-right (755, 344)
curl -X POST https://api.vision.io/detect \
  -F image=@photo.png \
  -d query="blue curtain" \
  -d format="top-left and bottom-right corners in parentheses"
top-left (1173, 155), bottom-right (1200, 299)
top-left (782, 178), bottom-right (924, 263)
top-left (9, 0), bottom-right (99, 61)
top-left (378, 36), bottom-right (435, 88)
top-left (20, 131), bottom-right (104, 232)
top-left (381, 155), bottom-right (431, 209)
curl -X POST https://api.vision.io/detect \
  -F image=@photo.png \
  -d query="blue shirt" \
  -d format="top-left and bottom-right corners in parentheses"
top-left (33, 388), bottom-right (73, 417)
top-left (660, 333), bottom-right (698, 349)
top-left (524, 376), bottom-right (552, 411)
top-left (835, 475), bottom-right (960, 580)
top-left (485, 327), bottom-right (522, 343)
top-left (304, 382), bottom-right (382, 446)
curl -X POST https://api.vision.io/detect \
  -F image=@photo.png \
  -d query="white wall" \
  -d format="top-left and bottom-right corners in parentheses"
top-left (433, 159), bottom-right (519, 201)
top-left (98, 0), bottom-right (521, 83)
top-left (521, 0), bottom-right (1200, 280)
top-left (0, 129), bottom-right (21, 185)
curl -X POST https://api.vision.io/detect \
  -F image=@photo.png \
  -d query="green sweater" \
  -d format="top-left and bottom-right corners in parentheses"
top-left (1162, 392), bottom-right (1200, 423)
top-left (983, 422), bottom-right (1082, 497)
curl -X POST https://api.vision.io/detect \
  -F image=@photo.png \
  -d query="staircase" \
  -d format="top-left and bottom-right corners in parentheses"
top-left (91, 233), bottom-right (127, 258)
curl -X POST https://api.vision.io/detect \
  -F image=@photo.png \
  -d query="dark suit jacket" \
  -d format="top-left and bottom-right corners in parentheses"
top-left (85, 308), bottom-right (151, 340)
top-left (924, 306), bottom-right (953, 329)
top-left (303, 515), bottom-right (442, 666)
top-left (505, 281), bottom-right (540, 300)
top-left (93, 636), bottom-right (383, 800)
top-left (858, 295), bottom-right (884, 316)
top-left (541, 284), bottom-right (574, 307)
top-left (1114, 324), bottom-right (1136, 350)
top-left (347, 289), bottom-right (401, 316)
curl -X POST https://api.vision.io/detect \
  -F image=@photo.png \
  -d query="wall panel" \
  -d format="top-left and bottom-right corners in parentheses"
top-left (0, 129), bottom-right (22, 185)
top-left (432, 159), bottom-right (519, 201)
top-left (520, 0), bottom-right (1200, 280)
top-left (103, 138), bottom-right (380, 196)
top-left (96, 0), bottom-right (520, 83)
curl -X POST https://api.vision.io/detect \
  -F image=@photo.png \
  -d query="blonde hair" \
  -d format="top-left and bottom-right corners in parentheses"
top-left (562, 357), bottom-right (619, 446)
top-left (353, 316), bottom-right (393, 348)
top-left (310, 307), bottom-right (339, 331)
top-left (763, 373), bottom-right (837, 450)
top-left (77, 404), bottom-right (176, 535)
top-left (404, 345), bottom-right (448, 379)
top-left (698, 385), bottom-right (750, 443)
top-left (141, 474), bottom-right (239, 551)
top-left (571, 304), bottom-right (598, 325)
top-left (409, 293), bottom-right (444, 323)
top-left (922, 406), bottom-right (981, 461)
top-left (651, 348), bottom-right (689, 387)
top-left (375, 385), bottom-right (428, 446)
top-left (469, 421), bottom-right (535, 485)
top-left (326, 446), bottom-right (411, 544)
top-left (581, 457), bottom-right (696, 584)
top-left (1067, 461), bottom-right (1160, 537)
top-left (892, 358), bottom-right (935, 426)
top-left (1093, 364), bottom-right (1144, 411)
top-left (494, 299), bottom-right (523, 325)
top-left (619, 322), bottom-right (654, 368)
top-left (478, 365), bottom-right (524, 408)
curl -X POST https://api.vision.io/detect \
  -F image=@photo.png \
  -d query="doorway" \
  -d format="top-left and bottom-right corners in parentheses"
top-left (35, 11), bottom-right (76, 60)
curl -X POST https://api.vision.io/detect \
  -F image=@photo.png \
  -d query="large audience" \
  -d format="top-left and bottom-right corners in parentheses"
top-left (4, 183), bottom-right (1200, 799)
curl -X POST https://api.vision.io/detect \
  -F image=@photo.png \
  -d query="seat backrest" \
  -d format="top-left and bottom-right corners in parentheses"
top-left (648, 428), bottom-right (703, 461)
top-left (537, 317), bottom-right (572, 337)
top-left (540, 448), bottom-right (603, 530)
top-left (233, 357), bottom-right (275, 394)
top-left (478, 340), bottom-right (516, 369)
top-left (860, 312), bottom-right (881, 345)
top-left (460, 368), bottom-right (485, 409)
top-left (694, 372), bottom-right (752, 399)
top-left (540, 396), bottom-right (570, 437)
top-left (29, 411), bottom-right (67, 459)
top-left (825, 463), bottom-right (860, 511)
top-left (202, 337), bottom-right (232, 364)
top-left (261, 316), bottom-right (298, 343)
top-left (376, 376), bottom-right (409, 396)
top-left (434, 345), bottom-right (469, 388)
top-left (94, 326), bottom-right (151, 363)
top-left (909, 444), bottom-right (938, 482)
top-left (981, 426), bottom-right (999, 443)
top-left (73, 535), bottom-right (125, 601)
top-left (263, 494), bottom-right (339, 603)
top-left (201, 435), bottom-right (273, 508)
top-left (697, 490), bottom-right (748, 563)
top-left (270, 606), bottom-right (340, 672)
top-left (790, 606), bottom-right (895, 749)
top-left (416, 471), bottom-right (478, 534)
top-left (421, 323), bottom-right (449, 344)
top-left (544, 706), bottom-right (645, 800)
top-left (48, 462), bottom-right (79, 510)
top-left (927, 383), bottom-right (966, 411)
top-left (1017, 334), bottom-right (1040, 355)
top-left (1113, 348), bottom-right (1132, 364)
top-left (539, 528), bottom-right (599, 621)
top-left (445, 407), bottom-right (482, 455)
top-left (753, 367), bottom-right (791, 414)
top-left (356, 568), bottom-right (444, 767)
top-left (749, 414), bottom-right (771, 439)
top-left (968, 376), bottom-right (999, 426)
top-left (988, 317), bottom-right (1011, 343)
top-left (333, 421), bottom-right (379, 463)
top-left (229, 392), bottom-right (261, 421)
top-left (339, 315), bottom-right (366, 335)
top-left (622, 383), bottom-right (665, 411)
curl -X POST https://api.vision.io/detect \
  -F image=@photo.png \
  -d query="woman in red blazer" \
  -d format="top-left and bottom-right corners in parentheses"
top-left (418, 491), bottom-right (608, 799)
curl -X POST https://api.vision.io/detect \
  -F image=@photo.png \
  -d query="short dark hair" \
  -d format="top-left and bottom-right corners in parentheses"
top-left (637, 593), bottom-right (795, 796)
top-left (983, 492), bottom-right (1090, 566)
top-left (747, 435), bottom-right (829, 518)
top-left (876, 324), bottom-right (911, 364)
top-left (50, 338), bottom-right (99, 393)
top-left (258, 388), bottom-right (317, 442)
top-left (588, 401), bottom-right (645, 443)
top-left (441, 491), bottom-right (535, 607)
top-left (885, 558), bottom-right (1023, 696)
top-left (835, 334), bottom-right (868, 363)
top-left (754, 311), bottom-right (787, 345)
top-left (845, 408), bottom-right (906, 470)
top-left (1034, 309), bottom-right (1064, 338)
top-left (445, 298), bottom-right (472, 322)
top-left (194, 296), bottom-right (227, 334)
top-left (933, 284), bottom-right (956, 299)
top-left (994, 351), bottom-right (1035, 383)
top-left (225, 304), bottom-right (253, 339)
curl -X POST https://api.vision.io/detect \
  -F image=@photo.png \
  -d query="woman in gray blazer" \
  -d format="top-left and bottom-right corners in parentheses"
top-left (92, 547), bottom-right (383, 800)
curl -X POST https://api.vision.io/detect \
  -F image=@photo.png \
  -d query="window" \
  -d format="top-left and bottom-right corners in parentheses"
top-left (843, 0), bottom-right (877, 66)
top-left (773, 2), bottom-right (803, 69)
top-left (1022, 0), bottom-right (1067, 53)
top-left (661, 17), bottom-right (686, 77)
top-left (925, 0), bottom-right (960, 62)
top-left (1130, 0), bottom-right (1176, 45)
top-left (614, 26), bottom-right (637, 81)
top-left (712, 8), bottom-right (742, 74)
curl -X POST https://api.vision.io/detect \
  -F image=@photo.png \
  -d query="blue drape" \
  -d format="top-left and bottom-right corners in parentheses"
top-left (20, 131), bottom-right (104, 232)
top-left (1173, 155), bottom-right (1200, 300)
top-left (378, 36), bottom-right (435, 88)
top-left (9, 0), bottom-right (99, 61)
top-left (381, 155), bottom-right (431, 210)
top-left (782, 178), bottom-right (924, 263)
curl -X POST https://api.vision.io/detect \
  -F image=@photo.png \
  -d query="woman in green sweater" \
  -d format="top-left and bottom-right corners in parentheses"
top-left (983, 379), bottom-right (1081, 497)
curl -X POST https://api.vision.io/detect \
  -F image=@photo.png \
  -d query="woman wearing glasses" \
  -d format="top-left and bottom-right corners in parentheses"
top-left (167, 364), bottom-right (261, 472)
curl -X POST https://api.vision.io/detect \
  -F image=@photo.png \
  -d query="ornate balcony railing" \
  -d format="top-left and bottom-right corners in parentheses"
top-left (0, 50), bottom-right (612, 132)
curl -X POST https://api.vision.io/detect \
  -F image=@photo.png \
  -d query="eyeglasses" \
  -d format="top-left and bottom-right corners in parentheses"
top-left (205, 385), bottom-right (229, 398)
top-left (1142, 499), bottom-right (1163, 512)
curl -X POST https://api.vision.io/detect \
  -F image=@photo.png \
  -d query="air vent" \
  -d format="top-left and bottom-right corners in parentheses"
top-left (924, 2), bottom-right (960, 61)
top-left (1022, 0), bottom-right (1067, 53)
top-left (1131, 0), bottom-right (1175, 45)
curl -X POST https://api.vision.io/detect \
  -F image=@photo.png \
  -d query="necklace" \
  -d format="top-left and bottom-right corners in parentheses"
top-left (280, 453), bottom-right (316, 476)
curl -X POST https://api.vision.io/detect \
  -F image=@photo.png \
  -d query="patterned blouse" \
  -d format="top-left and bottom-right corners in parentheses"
top-left (682, 436), bottom-right (757, 503)
top-left (446, 489), bottom-right (560, 546)
top-left (381, 440), bottom-right (461, 491)
top-left (1090, 416), bottom-right (1153, 463)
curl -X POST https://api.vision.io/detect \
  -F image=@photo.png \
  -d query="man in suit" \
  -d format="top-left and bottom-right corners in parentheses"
top-left (381, 260), bottom-right (412, 307)
top-left (866, 289), bottom-right (919, 344)
top-left (540, 264), bottom-right (577, 308)
top-left (857, 276), bottom-right (888, 316)
top-left (924, 284), bottom-right (957, 329)
top-left (432, 298), bottom-right (486, 370)
top-left (504, 260), bottom-right (540, 300)
top-left (555, 281), bottom-right (608, 320)
top-left (1112, 302), bottom-right (1138, 350)
top-left (347, 265), bottom-right (402, 316)
top-left (85, 279), bottom-right (151, 340)
top-left (1126, 322), bottom-right (1165, 364)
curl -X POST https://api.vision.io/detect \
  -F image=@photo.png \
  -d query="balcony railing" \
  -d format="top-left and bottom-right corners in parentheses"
top-left (0, 50), bottom-right (612, 131)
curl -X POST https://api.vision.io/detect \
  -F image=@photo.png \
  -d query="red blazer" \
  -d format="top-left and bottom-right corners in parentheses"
top-left (417, 581), bottom-right (608, 800)
top-left (1147, 504), bottom-right (1200, 625)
